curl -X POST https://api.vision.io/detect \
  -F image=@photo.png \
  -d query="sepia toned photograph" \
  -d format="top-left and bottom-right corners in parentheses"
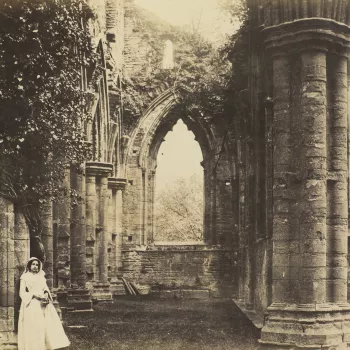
top-left (1, 0), bottom-right (350, 349)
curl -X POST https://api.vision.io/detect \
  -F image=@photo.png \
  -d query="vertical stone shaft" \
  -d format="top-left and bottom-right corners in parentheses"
top-left (108, 187), bottom-right (116, 277)
top-left (115, 189), bottom-right (123, 272)
top-left (272, 54), bottom-right (293, 303)
top-left (327, 54), bottom-right (348, 303)
top-left (0, 198), bottom-right (14, 307)
top-left (57, 167), bottom-right (71, 288)
top-left (70, 166), bottom-right (87, 288)
top-left (14, 210), bottom-right (30, 329)
top-left (141, 169), bottom-right (147, 245)
top-left (77, 168), bottom-right (87, 287)
top-left (148, 170), bottom-right (155, 243)
top-left (41, 202), bottom-right (53, 289)
top-left (299, 50), bottom-right (327, 304)
top-left (99, 176), bottom-right (109, 283)
top-left (86, 173), bottom-right (97, 282)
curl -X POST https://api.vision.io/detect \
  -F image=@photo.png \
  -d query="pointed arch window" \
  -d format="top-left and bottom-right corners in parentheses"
top-left (161, 40), bottom-right (174, 69)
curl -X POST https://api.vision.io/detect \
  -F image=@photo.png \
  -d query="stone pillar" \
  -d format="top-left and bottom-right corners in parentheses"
top-left (56, 167), bottom-right (71, 290)
top-left (67, 164), bottom-right (92, 312)
top-left (141, 168), bottom-right (148, 245)
top-left (86, 162), bottom-right (113, 301)
top-left (270, 53), bottom-right (293, 304)
top-left (70, 165), bottom-right (87, 288)
top-left (0, 197), bottom-right (16, 348)
top-left (298, 49), bottom-right (328, 304)
top-left (147, 170), bottom-right (155, 244)
top-left (14, 210), bottom-right (30, 331)
top-left (260, 43), bottom-right (350, 350)
top-left (108, 177), bottom-right (127, 297)
top-left (99, 175), bottom-right (109, 283)
top-left (327, 54), bottom-right (348, 303)
top-left (41, 201), bottom-right (54, 289)
top-left (85, 169), bottom-right (97, 287)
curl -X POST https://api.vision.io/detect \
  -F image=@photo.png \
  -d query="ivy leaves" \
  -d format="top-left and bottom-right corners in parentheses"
top-left (0, 0), bottom-right (95, 207)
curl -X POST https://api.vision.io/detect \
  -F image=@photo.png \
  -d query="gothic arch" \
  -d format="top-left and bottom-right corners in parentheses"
top-left (123, 89), bottom-right (217, 245)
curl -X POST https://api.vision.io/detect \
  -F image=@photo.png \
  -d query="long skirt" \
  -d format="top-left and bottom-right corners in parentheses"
top-left (18, 299), bottom-right (70, 350)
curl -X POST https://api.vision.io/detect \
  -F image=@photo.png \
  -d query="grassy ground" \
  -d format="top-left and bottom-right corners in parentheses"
top-left (64, 296), bottom-right (260, 350)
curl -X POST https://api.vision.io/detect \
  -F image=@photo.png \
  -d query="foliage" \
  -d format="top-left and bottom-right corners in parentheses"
top-left (154, 174), bottom-right (204, 242)
top-left (217, 0), bottom-right (248, 23)
top-left (0, 0), bottom-right (96, 231)
top-left (122, 2), bottom-right (249, 135)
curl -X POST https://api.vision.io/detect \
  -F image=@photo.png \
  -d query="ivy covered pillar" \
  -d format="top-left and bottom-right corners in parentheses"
top-left (259, 15), bottom-right (350, 349)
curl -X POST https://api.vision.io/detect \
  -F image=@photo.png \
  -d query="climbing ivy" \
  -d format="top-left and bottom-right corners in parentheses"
top-left (122, 1), bottom-right (249, 134)
top-left (0, 0), bottom-right (96, 229)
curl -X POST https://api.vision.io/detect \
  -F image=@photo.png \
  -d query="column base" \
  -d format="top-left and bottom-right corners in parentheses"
top-left (110, 278), bottom-right (127, 297)
top-left (92, 282), bottom-right (113, 302)
top-left (260, 302), bottom-right (350, 349)
top-left (67, 288), bottom-right (93, 311)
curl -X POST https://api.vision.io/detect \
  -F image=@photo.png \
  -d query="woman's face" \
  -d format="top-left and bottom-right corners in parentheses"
top-left (30, 260), bottom-right (40, 273)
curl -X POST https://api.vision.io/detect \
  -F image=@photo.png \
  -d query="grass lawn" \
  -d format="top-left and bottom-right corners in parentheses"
top-left (64, 296), bottom-right (260, 350)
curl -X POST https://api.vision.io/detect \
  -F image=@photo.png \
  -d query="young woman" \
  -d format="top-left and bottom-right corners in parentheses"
top-left (18, 257), bottom-right (70, 350)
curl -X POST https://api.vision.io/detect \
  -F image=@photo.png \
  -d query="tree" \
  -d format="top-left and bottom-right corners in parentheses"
top-left (154, 173), bottom-right (204, 242)
top-left (0, 0), bottom-right (96, 233)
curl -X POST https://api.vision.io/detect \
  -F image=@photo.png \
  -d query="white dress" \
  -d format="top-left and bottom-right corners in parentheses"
top-left (18, 271), bottom-right (70, 350)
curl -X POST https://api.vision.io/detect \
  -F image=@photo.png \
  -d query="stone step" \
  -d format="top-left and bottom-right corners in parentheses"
top-left (67, 294), bottom-right (92, 301)
top-left (67, 289), bottom-right (91, 296)
top-left (67, 300), bottom-right (93, 311)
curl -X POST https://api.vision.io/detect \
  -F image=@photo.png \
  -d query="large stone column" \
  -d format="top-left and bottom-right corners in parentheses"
top-left (87, 162), bottom-right (113, 301)
top-left (260, 26), bottom-right (350, 349)
top-left (67, 164), bottom-right (92, 312)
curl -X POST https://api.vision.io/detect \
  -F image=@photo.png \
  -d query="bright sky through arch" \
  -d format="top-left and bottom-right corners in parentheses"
top-left (156, 119), bottom-right (203, 193)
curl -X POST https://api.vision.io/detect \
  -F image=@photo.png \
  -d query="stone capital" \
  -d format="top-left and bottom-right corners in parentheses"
top-left (108, 177), bottom-right (127, 191)
top-left (263, 18), bottom-right (350, 57)
top-left (85, 162), bottom-right (113, 177)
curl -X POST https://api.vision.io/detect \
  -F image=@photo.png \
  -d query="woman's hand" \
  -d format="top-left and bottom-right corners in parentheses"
top-left (33, 294), bottom-right (47, 301)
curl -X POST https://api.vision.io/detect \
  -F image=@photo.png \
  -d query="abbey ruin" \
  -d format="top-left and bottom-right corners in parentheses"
top-left (2, 0), bottom-right (350, 348)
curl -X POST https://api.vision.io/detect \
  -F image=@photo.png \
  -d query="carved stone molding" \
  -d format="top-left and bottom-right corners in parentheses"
top-left (85, 161), bottom-right (113, 177)
top-left (108, 177), bottom-right (127, 191)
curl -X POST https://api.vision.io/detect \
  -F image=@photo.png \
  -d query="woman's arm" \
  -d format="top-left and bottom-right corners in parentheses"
top-left (19, 278), bottom-right (34, 307)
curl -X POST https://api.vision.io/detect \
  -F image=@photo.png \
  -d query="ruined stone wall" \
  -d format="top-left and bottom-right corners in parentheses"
top-left (121, 245), bottom-right (233, 297)
top-left (0, 197), bottom-right (30, 348)
top-left (123, 0), bottom-right (153, 79)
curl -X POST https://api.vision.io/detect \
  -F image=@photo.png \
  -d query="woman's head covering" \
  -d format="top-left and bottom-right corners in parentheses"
top-left (25, 257), bottom-right (43, 273)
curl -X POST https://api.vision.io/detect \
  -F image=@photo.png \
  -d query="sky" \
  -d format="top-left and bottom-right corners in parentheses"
top-left (134, 0), bottom-right (234, 42)
top-left (155, 119), bottom-right (203, 193)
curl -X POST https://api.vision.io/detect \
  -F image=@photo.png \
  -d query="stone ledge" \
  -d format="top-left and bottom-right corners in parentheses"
top-left (232, 298), bottom-right (264, 331)
top-left (86, 162), bottom-right (113, 177)
top-left (108, 177), bottom-right (127, 190)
